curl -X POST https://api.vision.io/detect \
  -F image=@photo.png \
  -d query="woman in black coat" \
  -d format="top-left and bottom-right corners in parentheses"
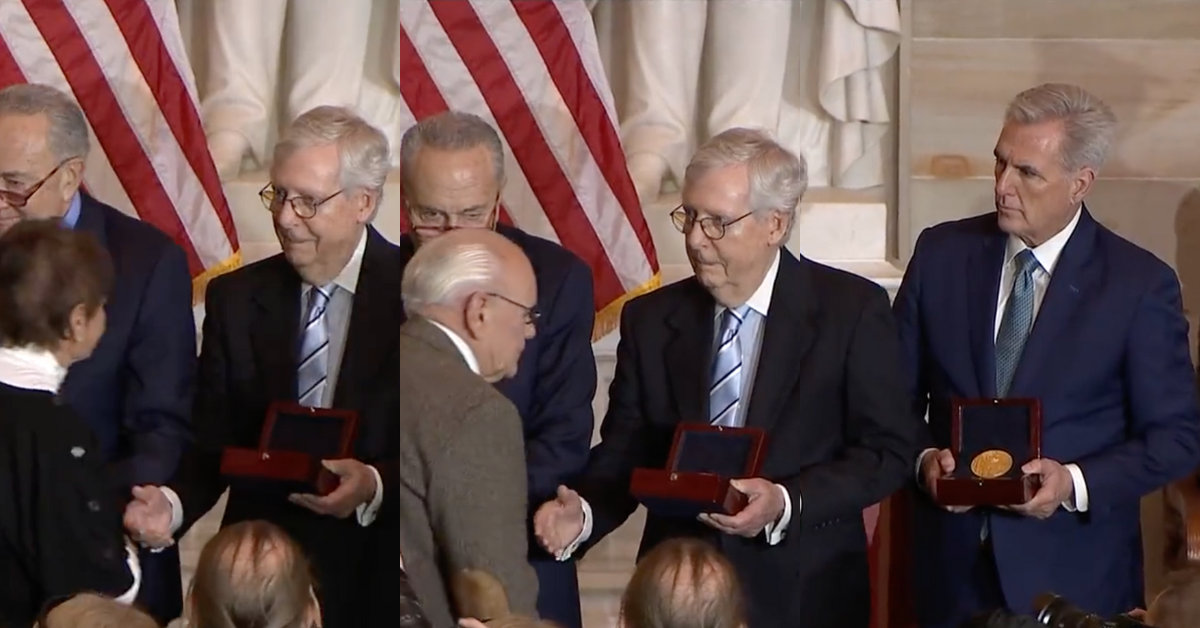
top-left (0, 220), bottom-right (139, 628)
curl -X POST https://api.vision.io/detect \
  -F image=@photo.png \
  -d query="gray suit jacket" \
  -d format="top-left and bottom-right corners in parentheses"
top-left (398, 318), bottom-right (538, 627)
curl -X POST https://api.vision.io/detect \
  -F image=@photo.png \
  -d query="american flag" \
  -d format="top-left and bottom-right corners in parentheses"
top-left (0, 0), bottom-right (240, 303)
top-left (398, 0), bottom-right (660, 340)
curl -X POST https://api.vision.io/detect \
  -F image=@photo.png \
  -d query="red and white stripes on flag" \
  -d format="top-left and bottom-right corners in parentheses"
top-left (0, 0), bottom-right (239, 303)
top-left (398, 0), bottom-right (660, 339)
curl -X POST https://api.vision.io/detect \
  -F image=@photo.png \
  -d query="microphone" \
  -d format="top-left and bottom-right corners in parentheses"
top-left (450, 568), bottom-right (512, 622)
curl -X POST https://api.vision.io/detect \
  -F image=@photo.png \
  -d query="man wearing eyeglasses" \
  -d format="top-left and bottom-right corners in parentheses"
top-left (124, 106), bottom-right (406, 627)
top-left (531, 128), bottom-right (924, 628)
top-left (0, 83), bottom-right (195, 624)
top-left (397, 111), bottom-right (597, 628)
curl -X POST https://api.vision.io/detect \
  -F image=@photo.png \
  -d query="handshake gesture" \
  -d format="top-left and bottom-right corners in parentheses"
top-left (122, 485), bottom-right (176, 549)
top-left (532, 486), bottom-right (586, 558)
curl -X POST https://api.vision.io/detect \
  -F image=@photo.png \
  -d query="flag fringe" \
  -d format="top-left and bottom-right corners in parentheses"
top-left (592, 272), bottom-right (662, 342)
top-left (191, 250), bottom-right (243, 306)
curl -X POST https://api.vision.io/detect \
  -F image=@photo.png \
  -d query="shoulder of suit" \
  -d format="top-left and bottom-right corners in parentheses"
top-left (86, 196), bottom-right (179, 252)
top-left (798, 255), bottom-right (889, 302)
top-left (202, 252), bottom-right (289, 301)
top-left (503, 226), bottom-right (589, 278)
top-left (1091, 220), bottom-right (1177, 279)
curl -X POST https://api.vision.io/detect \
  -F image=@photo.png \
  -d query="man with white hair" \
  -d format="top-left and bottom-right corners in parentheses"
top-left (895, 83), bottom-right (1200, 627)
top-left (533, 127), bottom-right (924, 628)
top-left (397, 227), bottom-right (540, 628)
top-left (123, 106), bottom-right (406, 627)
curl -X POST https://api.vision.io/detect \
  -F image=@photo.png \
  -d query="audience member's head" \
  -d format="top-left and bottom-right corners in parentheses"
top-left (265, 105), bottom-right (390, 287)
top-left (1146, 568), bottom-right (1200, 628)
top-left (400, 110), bottom-right (504, 246)
top-left (401, 228), bottom-right (537, 383)
top-left (35, 593), bottom-right (158, 628)
top-left (186, 520), bottom-right (320, 628)
top-left (619, 537), bottom-right (745, 628)
top-left (0, 83), bottom-right (89, 236)
top-left (0, 219), bottom-right (112, 366)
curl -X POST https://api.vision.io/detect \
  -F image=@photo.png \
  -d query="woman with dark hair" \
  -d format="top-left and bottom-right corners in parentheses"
top-left (0, 220), bottom-right (140, 628)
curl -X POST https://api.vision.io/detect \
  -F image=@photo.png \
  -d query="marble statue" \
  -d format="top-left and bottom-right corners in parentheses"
top-left (186, 0), bottom-right (397, 180)
top-left (593, 0), bottom-right (900, 202)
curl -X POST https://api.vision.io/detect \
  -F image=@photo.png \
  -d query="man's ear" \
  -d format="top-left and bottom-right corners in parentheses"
top-left (307, 587), bottom-right (323, 627)
top-left (461, 292), bottom-right (489, 339)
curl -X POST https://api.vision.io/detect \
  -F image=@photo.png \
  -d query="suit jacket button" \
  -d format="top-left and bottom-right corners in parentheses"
top-left (87, 500), bottom-right (101, 512)
top-left (70, 447), bottom-right (85, 458)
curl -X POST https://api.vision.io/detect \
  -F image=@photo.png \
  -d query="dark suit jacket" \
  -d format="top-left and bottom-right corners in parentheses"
top-left (60, 194), bottom-right (194, 622)
top-left (0, 384), bottom-right (136, 628)
top-left (398, 225), bottom-right (595, 628)
top-left (62, 194), bottom-right (194, 493)
top-left (578, 249), bottom-right (923, 628)
top-left (893, 210), bottom-right (1200, 628)
top-left (397, 318), bottom-right (539, 628)
top-left (173, 227), bottom-right (404, 628)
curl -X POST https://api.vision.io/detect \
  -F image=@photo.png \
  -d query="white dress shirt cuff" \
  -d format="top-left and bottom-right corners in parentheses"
top-left (556, 497), bottom-right (594, 562)
top-left (356, 465), bottom-right (385, 527)
top-left (152, 486), bottom-right (186, 554)
top-left (762, 484), bottom-right (794, 545)
top-left (1062, 463), bottom-right (1089, 512)
top-left (113, 538), bottom-right (143, 605)
top-left (915, 447), bottom-right (938, 485)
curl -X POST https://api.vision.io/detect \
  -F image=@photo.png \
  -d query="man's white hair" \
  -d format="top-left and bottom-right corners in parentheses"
top-left (1004, 83), bottom-right (1118, 173)
top-left (684, 127), bottom-right (808, 240)
top-left (274, 106), bottom-right (391, 200)
top-left (402, 241), bottom-right (503, 315)
top-left (0, 83), bottom-right (90, 162)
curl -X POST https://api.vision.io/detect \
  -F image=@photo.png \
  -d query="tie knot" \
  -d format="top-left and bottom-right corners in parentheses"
top-left (721, 305), bottom-right (750, 333)
top-left (310, 284), bottom-right (333, 306)
top-left (1014, 249), bottom-right (1040, 275)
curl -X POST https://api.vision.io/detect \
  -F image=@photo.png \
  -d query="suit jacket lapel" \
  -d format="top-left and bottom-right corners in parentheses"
top-left (333, 228), bottom-right (404, 410)
top-left (664, 281), bottom-right (715, 424)
top-left (1007, 210), bottom-right (1098, 397)
top-left (967, 225), bottom-right (1008, 398)
top-left (743, 251), bottom-right (817, 433)
top-left (251, 257), bottom-right (302, 402)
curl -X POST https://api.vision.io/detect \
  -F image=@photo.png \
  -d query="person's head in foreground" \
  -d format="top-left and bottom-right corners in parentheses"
top-left (401, 228), bottom-right (537, 383)
top-left (0, 219), bottom-right (111, 366)
top-left (0, 83), bottom-right (89, 237)
top-left (35, 593), bottom-right (158, 628)
top-left (993, 82), bottom-right (1116, 248)
top-left (619, 537), bottom-right (746, 628)
top-left (264, 105), bottom-right (390, 288)
top-left (186, 520), bottom-right (321, 628)
top-left (676, 127), bottom-right (806, 309)
top-left (400, 110), bottom-right (504, 247)
top-left (1144, 567), bottom-right (1200, 628)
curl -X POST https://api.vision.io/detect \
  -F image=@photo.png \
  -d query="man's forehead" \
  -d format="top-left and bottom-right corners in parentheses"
top-left (0, 113), bottom-right (53, 165)
top-left (997, 121), bottom-right (1064, 160)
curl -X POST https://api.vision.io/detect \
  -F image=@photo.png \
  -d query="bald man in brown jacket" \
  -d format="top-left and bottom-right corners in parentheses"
top-left (393, 229), bottom-right (540, 627)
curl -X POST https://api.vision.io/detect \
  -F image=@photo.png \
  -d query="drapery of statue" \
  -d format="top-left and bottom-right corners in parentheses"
top-left (174, 0), bottom-right (898, 199)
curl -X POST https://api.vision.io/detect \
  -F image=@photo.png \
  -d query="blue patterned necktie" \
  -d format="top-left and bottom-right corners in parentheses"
top-left (297, 285), bottom-right (333, 407)
top-left (709, 306), bottom-right (750, 427)
top-left (995, 250), bottom-right (1041, 397)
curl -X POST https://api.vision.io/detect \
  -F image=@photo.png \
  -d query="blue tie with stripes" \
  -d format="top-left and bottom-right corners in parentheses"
top-left (297, 285), bottom-right (333, 407)
top-left (995, 250), bottom-right (1040, 397)
top-left (709, 306), bottom-right (750, 427)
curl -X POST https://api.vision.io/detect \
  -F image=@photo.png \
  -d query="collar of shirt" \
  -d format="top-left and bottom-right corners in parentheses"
top-left (425, 319), bottom-right (481, 375)
top-left (0, 345), bottom-right (67, 393)
top-left (301, 227), bottom-right (368, 297)
top-left (61, 192), bottom-right (82, 229)
top-left (713, 249), bottom-right (781, 320)
top-left (1003, 206), bottom-right (1082, 275)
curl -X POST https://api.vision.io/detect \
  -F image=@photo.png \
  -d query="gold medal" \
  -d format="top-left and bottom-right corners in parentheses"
top-left (970, 450), bottom-right (1013, 479)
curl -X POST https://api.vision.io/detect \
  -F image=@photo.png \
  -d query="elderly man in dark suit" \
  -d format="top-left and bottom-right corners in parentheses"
top-left (397, 227), bottom-right (541, 627)
top-left (534, 128), bottom-right (925, 628)
top-left (0, 83), bottom-right (194, 624)
top-left (895, 83), bottom-right (1200, 628)
top-left (123, 106), bottom-right (405, 628)
top-left (397, 111), bottom-right (596, 628)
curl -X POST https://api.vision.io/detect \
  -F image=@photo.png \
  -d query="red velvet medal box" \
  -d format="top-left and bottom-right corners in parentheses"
top-left (630, 423), bottom-right (767, 518)
top-left (933, 397), bottom-right (1042, 507)
top-left (219, 402), bottom-right (358, 496)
